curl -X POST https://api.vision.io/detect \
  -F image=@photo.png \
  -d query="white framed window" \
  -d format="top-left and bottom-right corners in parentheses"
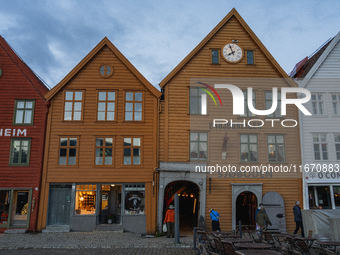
top-left (241, 91), bottom-right (256, 117)
top-left (311, 94), bottom-right (323, 115)
top-left (313, 134), bottom-right (328, 160)
top-left (332, 94), bottom-right (340, 115)
top-left (334, 134), bottom-right (340, 160)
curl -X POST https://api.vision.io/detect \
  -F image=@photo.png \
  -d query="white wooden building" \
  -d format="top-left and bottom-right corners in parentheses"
top-left (291, 31), bottom-right (340, 210)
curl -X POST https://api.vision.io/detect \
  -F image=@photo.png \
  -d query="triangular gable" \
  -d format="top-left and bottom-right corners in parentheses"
top-left (298, 31), bottom-right (340, 88)
top-left (0, 35), bottom-right (49, 97)
top-left (159, 8), bottom-right (296, 88)
top-left (45, 37), bottom-right (161, 100)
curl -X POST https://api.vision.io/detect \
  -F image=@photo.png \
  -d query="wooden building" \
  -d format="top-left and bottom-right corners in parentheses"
top-left (291, 32), bottom-right (340, 211)
top-left (157, 9), bottom-right (303, 233)
top-left (0, 36), bottom-right (49, 233)
top-left (37, 37), bottom-right (161, 234)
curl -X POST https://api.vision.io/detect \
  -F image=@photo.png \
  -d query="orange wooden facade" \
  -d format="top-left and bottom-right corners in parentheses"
top-left (158, 9), bottom-right (303, 233)
top-left (37, 38), bottom-right (161, 234)
top-left (0, 35), bottom-right (49, 233)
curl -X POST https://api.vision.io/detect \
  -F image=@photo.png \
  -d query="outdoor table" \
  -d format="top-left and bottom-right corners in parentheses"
top-left (234, 242), bottom-right (273, 250)
top-left (222, 238), bottom-right (253, 243)
top-left (220, 235), bottom-right (242, 239)
top-left (235, 250), bottom-right (282, 255)
top-left (300, 237), bottom-right (316, 249)
top-left (315, 241), bottom-right (340, 253)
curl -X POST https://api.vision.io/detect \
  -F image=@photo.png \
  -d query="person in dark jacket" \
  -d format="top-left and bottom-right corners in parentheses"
top-left (209, 208), bottom-right (221, 231)
top-left (164, 205), bottom-right (175, 238)
top-left (255, 206), bottom-right (272, 230)
top-left (293, 201), bottom-right (304, 237)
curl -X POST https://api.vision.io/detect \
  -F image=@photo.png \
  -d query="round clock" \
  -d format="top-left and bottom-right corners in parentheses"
top-left (222, 43), bottom-right (243, 63)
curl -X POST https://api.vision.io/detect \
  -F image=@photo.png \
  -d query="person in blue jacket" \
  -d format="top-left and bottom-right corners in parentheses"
top-left (293, 201), bottom-right (305, 237)
top-left (209, 208), bottom-right (221, 231)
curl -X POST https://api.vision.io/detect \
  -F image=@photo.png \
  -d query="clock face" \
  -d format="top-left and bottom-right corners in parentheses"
top-left (222, 43), bottom-right (243, 63)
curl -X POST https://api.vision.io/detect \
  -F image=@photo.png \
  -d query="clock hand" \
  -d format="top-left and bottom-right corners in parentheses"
top-left (228, 45), bottom-right (235, 55)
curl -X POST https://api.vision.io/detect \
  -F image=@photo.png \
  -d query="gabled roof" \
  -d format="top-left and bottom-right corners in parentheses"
top-left (159, 8), bottom-right (295, 88)
top-left (0, 35), bottom-right (49, 97)
top-left (290, 37), bottom-right (333, 79)
top-left (45, 37), bottom-right (161, 100)
top-left (297, 31), bottom-right (340, 88)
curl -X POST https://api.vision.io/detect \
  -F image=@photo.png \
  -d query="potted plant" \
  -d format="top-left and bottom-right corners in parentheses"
top-left (107, 214), bottom-right (114, 224)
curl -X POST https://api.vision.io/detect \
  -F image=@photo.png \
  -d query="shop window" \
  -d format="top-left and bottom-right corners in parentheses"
top-left (125, 92), bottom-right (143, 121)
top-left (265, 91), bottom-right (281, 117)
top-left (95, 138), bottom-right (113, 165)
top-left (0, 190), bottom-right (11, 225)
top-left (267, 135), bottom-right (285, 162)
top-left (211, 50), bottom-right (219, 64)
top-left (334, 186), bottom-right (340, 208)
top-left (311, 94), bottom-right (323, 115)
top-left (124, 185), bottom-right (145, 215)
top-left (59, 137), bottom-right (78, 165)
top-left (9, 138), bottom-right (31, 166)
top-left (308, 186), bottom-right (317, 209)
top-left (240, 134), bottom-right (258, 162)
top-left (75, 185), bottom-right (96, 215)
top-left (190, 132), bottom-right (207, 161)
top-left (64, 91), bottom-right (83, 121)
top-left (123, 138), bottom-right (141, 165)
top-left (313, 134), bottom-right (328, 160)
top-left (241, 91), bottom-right (256, 117)
top-left (97, 91), bottom-right (115, 121)
top-left (13, 100), bottom-right (35, 125)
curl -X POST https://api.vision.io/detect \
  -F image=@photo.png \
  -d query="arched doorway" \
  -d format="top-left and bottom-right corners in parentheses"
top-left (236, 191), bottom-right (257, 230)
top-left (163, 181), bottom-right (199, 235)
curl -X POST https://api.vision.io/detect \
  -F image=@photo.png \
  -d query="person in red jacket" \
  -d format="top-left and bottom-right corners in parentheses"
top-left (164, 205), bottom-right (175, 238)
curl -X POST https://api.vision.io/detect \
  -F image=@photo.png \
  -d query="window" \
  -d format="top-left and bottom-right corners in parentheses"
top-left (240, 134), bottom-right (258, 162)
top-left (311, 94), bottom-right (323, 115)
top-left (334, 186), bottom-right (340, 208)
top-left (246, 51), bottom-right (254, 64)
top-left (190, 88), bottom-right (206, 114)
top-left (97, 91), bottom-right (115, 121)
top-left (64, 91), bottom-right (83, 121)
top-left (211, 50), bottom-right (219, 64)
top-left (332, 94), bottom-right (340, 115)
top-left (265, 92), bottom-right (281, 117)
top-left (99, 65), bottom-right (113, 78)
top-left (0, 190), bottom-right (11, 225)
top-left (13, 100), bottom-right (35, 125)
top-left (335, 134), bottom-right (340, 160)
top-left (123, 138), bottom-right (141, 165)
top-left (267, 135), bottom-right (285, 162)
top-left (313, 134), bottom-right (328, 160)
top-left (59, 137), bottom-right (78, 165)
top-left (75, 184), bottom-right (96, 215)
top-left (190, 132), bottom-right (207, 160)
top-left (9, 138), bottom-right (31, 166)
top-left (124, 184), bottom-right (145, 215)
top-left (95, 138), bottom-right (113, 165)
top-left (241, 91), bottom-right (256, 117)
top-left (125, 92), bottom-right (142, 121)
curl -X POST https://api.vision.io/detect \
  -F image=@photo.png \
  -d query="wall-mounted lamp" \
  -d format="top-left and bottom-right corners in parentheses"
top-left (232, 39), bottom-right (238, 43)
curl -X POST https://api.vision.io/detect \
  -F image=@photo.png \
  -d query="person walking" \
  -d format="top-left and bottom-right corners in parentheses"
top-left (164, 205), bottom-right (175, 238)
top-left (209, 208), bottom-right (221, 231)
top-left (293, 201), bottom-right (305, 237)
top-left (255, 203), bottom-right (264, 232)
top-left (255, 205), bottom-right (272, 231)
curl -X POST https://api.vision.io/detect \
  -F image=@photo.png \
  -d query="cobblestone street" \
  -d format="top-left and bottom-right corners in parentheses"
top-left (0, 232), bottom-right (196, 254)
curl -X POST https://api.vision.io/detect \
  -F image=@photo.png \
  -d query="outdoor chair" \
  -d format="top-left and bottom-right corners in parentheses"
top-left (197, 230), bottom-right (217, 253)
top-left (324, 248), bottom-right (337, 255)
top-left (245, 227), bottom-right (261, 243)
top-left (213, 237), bottom-right (226, 255)
top-left (286, 236), bottom-right (302, 255)
top-left (308, 230), bottom-right (313, 238)
top-left (221, 241), bottom-right (236, 255)
top-left (262, 231), bottom-right (276, 245)
top-left (294, 237), bottom-right (311, 255)
top-left (312, 246), bottom-right (327, 255)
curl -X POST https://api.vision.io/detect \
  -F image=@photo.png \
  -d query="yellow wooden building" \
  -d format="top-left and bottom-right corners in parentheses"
top-left (157, 9), bottom-right (303, 233)
top-left (37, 37), bottom-right (161, 234)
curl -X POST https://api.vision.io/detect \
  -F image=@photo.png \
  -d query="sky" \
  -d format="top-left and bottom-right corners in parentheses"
top-left (1, 0), bottom-right (339, 90)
